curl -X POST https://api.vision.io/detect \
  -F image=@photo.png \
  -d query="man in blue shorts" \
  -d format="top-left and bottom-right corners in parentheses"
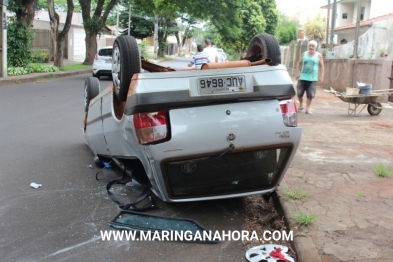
top-left (295, 40), bottom-right (324, 114)
top-left (188, 45), bottom-right (210, 69)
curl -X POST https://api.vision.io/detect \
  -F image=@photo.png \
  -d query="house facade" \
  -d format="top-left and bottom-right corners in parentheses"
top-left (33, 10), bottom-right (88, 61)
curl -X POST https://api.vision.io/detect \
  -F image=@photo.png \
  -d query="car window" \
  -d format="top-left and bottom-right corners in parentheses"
top-left (98, 49), bottom-right (113, 57)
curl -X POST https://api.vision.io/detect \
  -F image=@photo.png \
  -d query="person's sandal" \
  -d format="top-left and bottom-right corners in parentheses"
top-left (298, 107), bottom-right (304, 112)
top-left (306, 111), bottom-right (313, 114)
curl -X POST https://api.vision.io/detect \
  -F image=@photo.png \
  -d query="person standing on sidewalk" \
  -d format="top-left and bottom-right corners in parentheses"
top-left (203, 39), bottom-right (219, 63)
top-left (295, 40), bottom-right (324, 114)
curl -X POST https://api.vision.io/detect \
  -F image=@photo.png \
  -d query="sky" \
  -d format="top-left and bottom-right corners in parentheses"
top-left (275, 0), bottom-right (329, 16)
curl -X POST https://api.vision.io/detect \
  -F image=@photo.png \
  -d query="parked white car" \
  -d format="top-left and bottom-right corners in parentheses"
top-left (92, 46), bottom-right (113, 79)
top-left (83, 34), bottom-right (301, 203)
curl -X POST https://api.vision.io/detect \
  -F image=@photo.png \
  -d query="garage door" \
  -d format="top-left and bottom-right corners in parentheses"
top-left (73, 28), bottom-right (86, 61)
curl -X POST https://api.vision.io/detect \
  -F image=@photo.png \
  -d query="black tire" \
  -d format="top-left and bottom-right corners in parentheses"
top-left (245, 33), bottom-right (281, 66)
top-left (92, 72), bottom-right (100, 79)
top-left (367, 102), bottom-right (382, 115)
top-left (84, 77), bottom-right (100, 114)
top-left (112, 35), bottom-right (141, 101)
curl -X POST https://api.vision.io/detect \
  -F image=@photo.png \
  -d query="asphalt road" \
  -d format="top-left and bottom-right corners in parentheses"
top-left (0, 73), bottom-right (246, 261)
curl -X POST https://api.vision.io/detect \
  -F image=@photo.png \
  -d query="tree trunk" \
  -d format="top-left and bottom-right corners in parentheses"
top-left (15, 0), bottom-right (39, 25)
top-left (48, 0), bottom-right (73, 68)
top-left (54, 40), bottom-right (65, 68)
top-left (83, 33), bottom-right (98, 65)
top-left (79, 0), bottom-right (119, 65)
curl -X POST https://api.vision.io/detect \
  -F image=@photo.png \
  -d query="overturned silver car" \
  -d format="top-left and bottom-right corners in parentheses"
top-left (83, 34), bottom-right (302, 203)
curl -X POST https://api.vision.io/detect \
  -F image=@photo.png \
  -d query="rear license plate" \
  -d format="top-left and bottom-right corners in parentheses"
top-left (198, 75), bottom-right (246, 94)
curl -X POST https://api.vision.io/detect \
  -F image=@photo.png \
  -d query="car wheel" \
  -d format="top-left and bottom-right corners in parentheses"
top-left (245, 33), bottom-right (281, 66)
top-left (367, 102), bottom-right (382, 115)
top-left (84, 77), bottom-right (100, 114)
top-left (92, 73), bottom-right (100, 79)
top-left (112, 35), bottom-right (141, 101)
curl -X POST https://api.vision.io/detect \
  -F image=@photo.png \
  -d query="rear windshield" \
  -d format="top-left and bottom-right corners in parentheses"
top-left (98, 49), bottom-right (112, 57)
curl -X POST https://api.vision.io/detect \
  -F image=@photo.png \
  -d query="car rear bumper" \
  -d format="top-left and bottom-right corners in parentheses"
top-left (138, 100), bottom-right (302, 202)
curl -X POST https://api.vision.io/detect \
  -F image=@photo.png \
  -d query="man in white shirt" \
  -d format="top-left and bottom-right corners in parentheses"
top-left (203, 39), bottom-right (218, 63)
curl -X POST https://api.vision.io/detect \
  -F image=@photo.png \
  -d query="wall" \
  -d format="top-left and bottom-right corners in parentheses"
top-left (334, 16), bottom-right (393, 59)
top-left (281, 40), bottom-right (392, 102)
top-left (336, 2), bottom-right (355, 27)
top-left (320, 59), bottom-right (392, 102)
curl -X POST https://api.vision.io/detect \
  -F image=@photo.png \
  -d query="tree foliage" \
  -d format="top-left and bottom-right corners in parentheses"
top-left (8, 0), bottom-right (39, 25)
top-left (304, 13), bottom-right (326, 41)
top-left (7, 21), bottom-right (34, 67)
top-left (276, 13), bottom-right (297, 45)
top-left (118, 5), bottom-right (154, 39)
top-left (37, 0), bottom-right (81, 12)
top-left (258, 0), bottom-right (279, 35)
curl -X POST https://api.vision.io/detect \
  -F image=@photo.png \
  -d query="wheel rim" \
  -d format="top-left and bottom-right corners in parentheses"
top-left (370, 105), bottom-right (381, 114)
top-left (112, 46), bottom-right (121, 94)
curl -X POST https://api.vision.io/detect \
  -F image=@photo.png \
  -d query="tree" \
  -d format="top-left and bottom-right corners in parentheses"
top-left (276, 13), bottom-right (297, 45)
top-left (38, 0), bottom-right (81, 12)
top-left (304, 14), bottom-right (326, 41)
top-left (132, 0), bottom-right (243, 57)
top-left (78, 0), bottom-right (120, 64)
top-left (258, 0), bottom-right (279, 35)
top-left (8, 0), bottom-right (39, 67)
top-left (47, 0), bottom-right (74, 67)
top-left (118, 5), bottom-right (154, 39)
top-left (175, 14), bottom-right (199, 56)
top-left (8, 0), bottom-right (39, 25)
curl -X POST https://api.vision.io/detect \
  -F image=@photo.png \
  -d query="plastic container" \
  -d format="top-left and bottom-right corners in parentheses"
top-left (358, 84), bottom-right (372, 94)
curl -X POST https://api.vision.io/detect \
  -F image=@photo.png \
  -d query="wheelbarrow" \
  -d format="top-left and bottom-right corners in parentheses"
top-left (325, 87), bottom-right (383, 116)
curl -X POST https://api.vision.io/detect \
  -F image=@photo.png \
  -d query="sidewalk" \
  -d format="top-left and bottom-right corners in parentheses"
top-left (275, 80), bottom-right (393, 261)
top-left (0, 59), bottom-right (91, 87)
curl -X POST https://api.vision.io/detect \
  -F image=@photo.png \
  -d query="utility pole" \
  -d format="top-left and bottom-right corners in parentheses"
top-left (353, 0), bottom-right (361, 59)
top-left (153, 15), bottom-right (158, 59)
top-left (1, 2), bottom-right (7, 78)
top-left (330, 0), bottom-right (337, 51)
top-left (128, 3), bottom-right (131, 36)
top-left (326, 0), bottom-right (330, 48)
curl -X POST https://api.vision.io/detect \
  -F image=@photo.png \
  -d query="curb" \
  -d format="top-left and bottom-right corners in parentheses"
top-left (272, 179), bottom-right (322, 262)
top-left (0, 68), bottom-right (92, 87)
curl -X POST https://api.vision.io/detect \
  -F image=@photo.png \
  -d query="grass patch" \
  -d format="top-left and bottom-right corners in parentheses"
top-left (374, 163), bottom-right (393, 177)
top-left (284, 188), bottom-right (309, 201)
top-left (356, 190), bottom-right (364, 200)
top-left (60, 64), bottom-right (91, 71)
top-left (292, 212), bottom-right (317, 226)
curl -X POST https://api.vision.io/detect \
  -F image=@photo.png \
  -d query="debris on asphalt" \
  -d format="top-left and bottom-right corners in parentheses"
top-left (125, 182), bottom-right (132, 187)
top-left (87, 165), bottom-right (94, 169)
top-left (102, 161), bottom-right (113, 169)
top-left (30, 182), bottom-right (42, 189)
top-left (245, 244), bottom-right (294, 262)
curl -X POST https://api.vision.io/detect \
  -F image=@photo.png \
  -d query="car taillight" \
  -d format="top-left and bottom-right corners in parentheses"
top-left (94, 54), bottom-right (98, 60)
top-left (133, 110), bottom-right (168, 145)
top-left (279, 100), bottom-right (297, 127)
